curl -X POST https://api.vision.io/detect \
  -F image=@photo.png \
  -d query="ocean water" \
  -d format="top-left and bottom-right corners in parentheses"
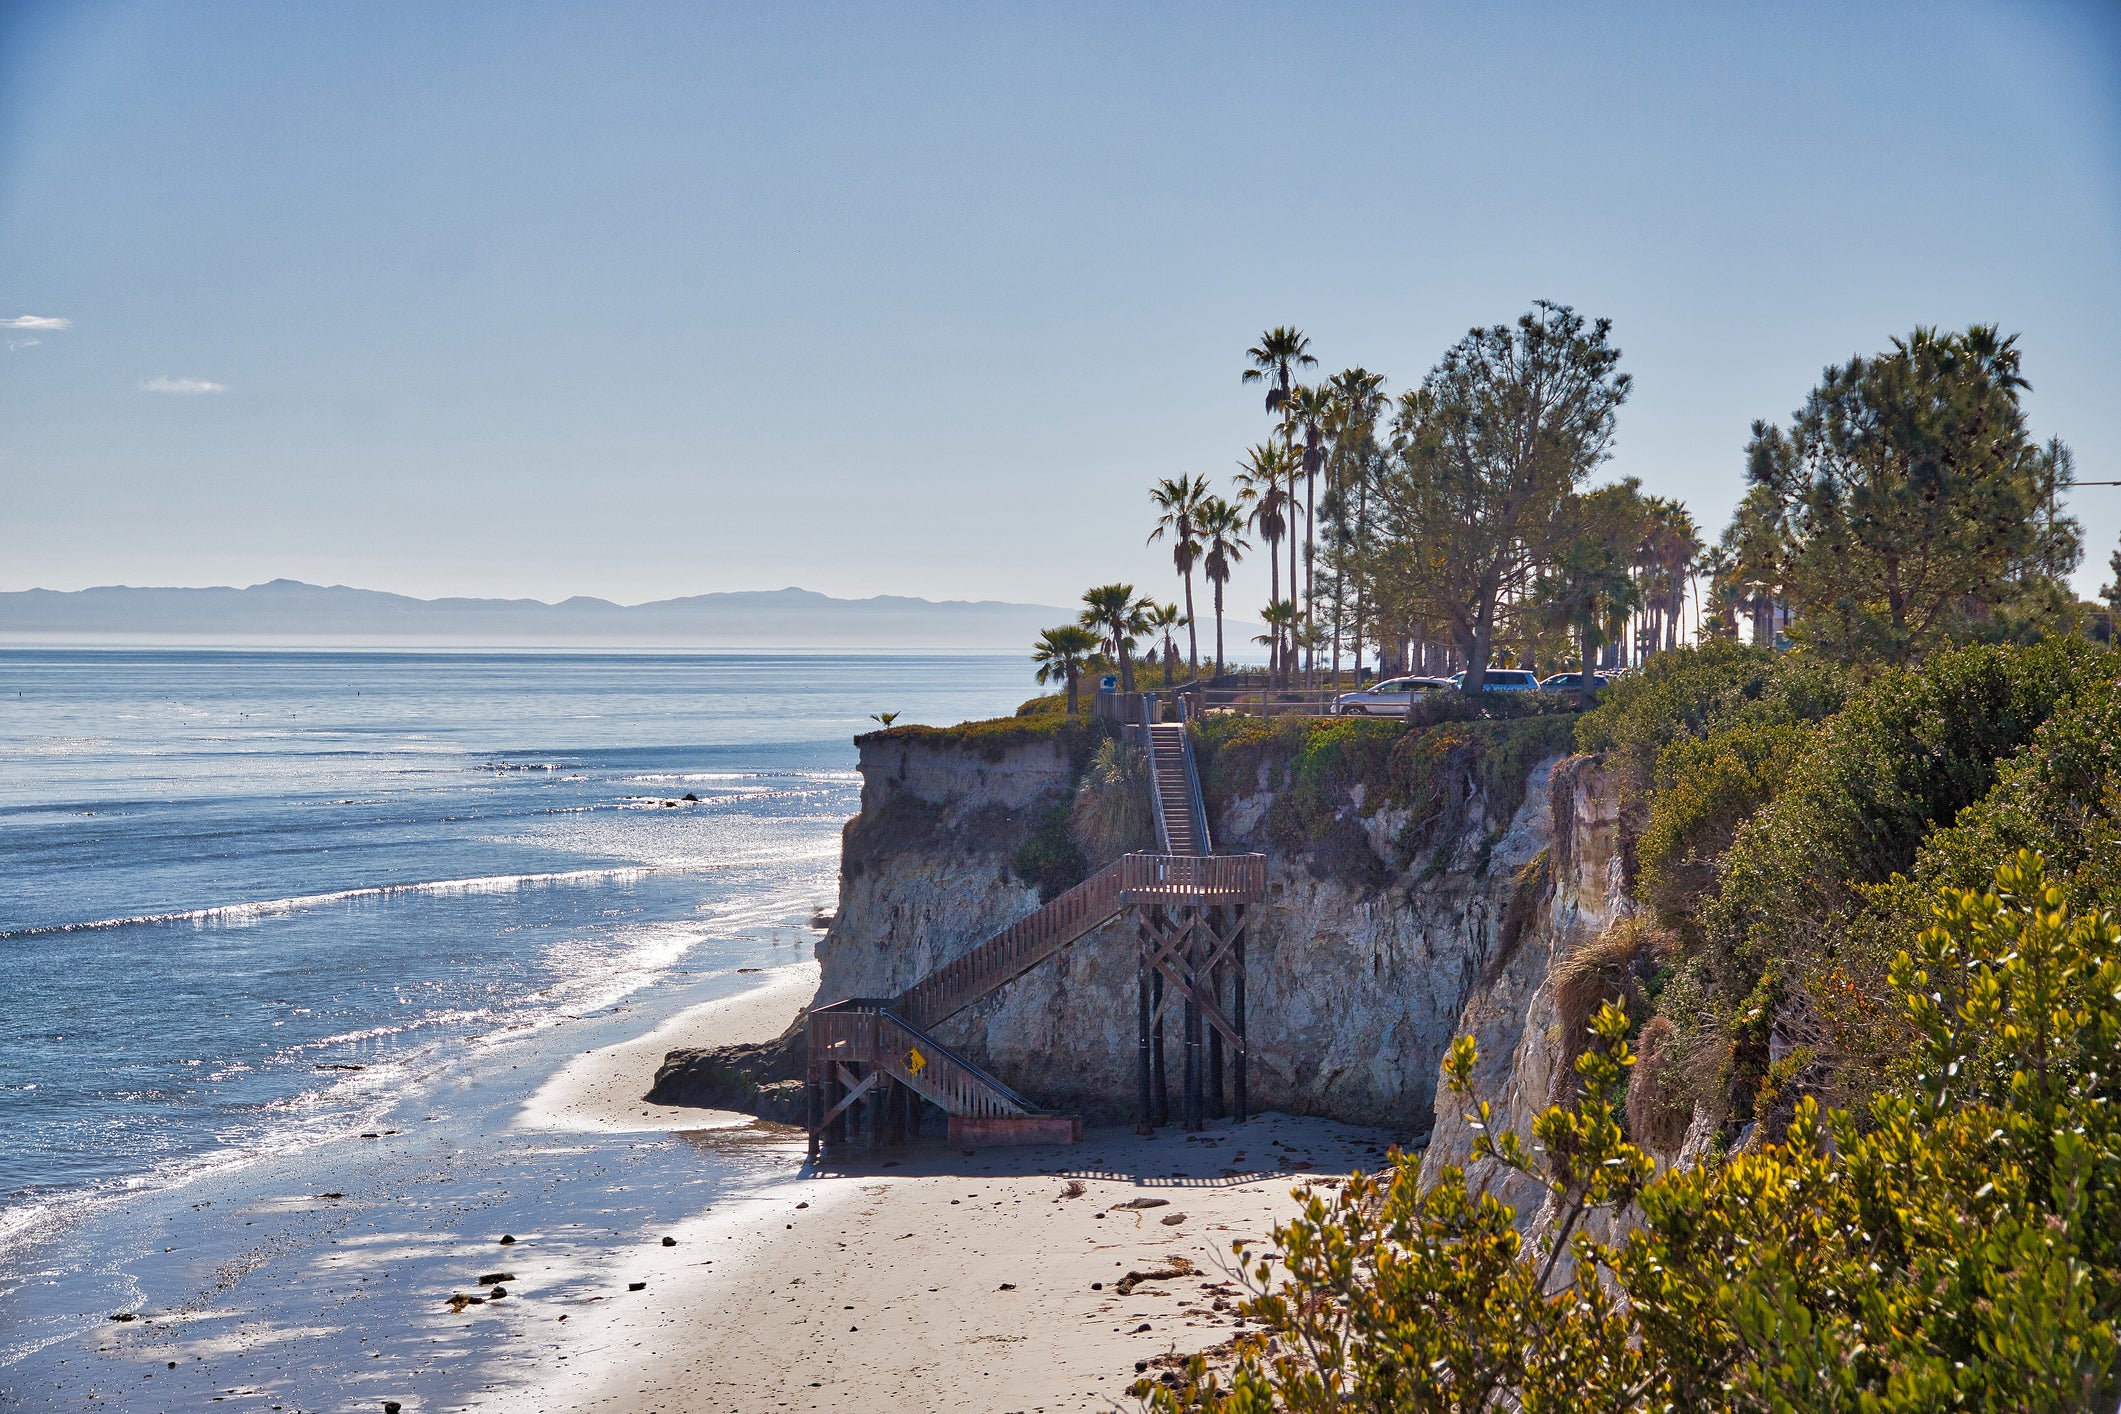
top-left (0, 649), bottom-right (1031, 1395)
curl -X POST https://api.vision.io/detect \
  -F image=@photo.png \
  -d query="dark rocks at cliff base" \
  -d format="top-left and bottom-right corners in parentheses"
top-left (647, 1024), bottom-right (810, 1122)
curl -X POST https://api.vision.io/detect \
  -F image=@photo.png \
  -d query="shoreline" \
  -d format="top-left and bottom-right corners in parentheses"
top-left (1, 951), bottom-right (1404, 1413)
top-left (514, 960), bottom-right (818, 1134)
top-left (482, 968), bottom-right (1410, 1414)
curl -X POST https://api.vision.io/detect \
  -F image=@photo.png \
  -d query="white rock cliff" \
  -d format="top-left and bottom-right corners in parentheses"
top-left (811, 729), bottom-right (1627, 1144)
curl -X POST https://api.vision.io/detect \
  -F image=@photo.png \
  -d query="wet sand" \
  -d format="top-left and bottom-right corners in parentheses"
top-left (485, 1115), bottom-right (1394, 1414)
top-left (515, 961), bottom-right (819, 1134)
top-left (485, 972), bottom-right (1408, 1414)
top-left (7, 959), bottom-right (1405, 1413)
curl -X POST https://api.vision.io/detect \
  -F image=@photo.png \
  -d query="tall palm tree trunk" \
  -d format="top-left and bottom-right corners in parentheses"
top-left (1182, 571), bottom-right (1199, 681)
top-left (1303, 466), bottom-right (1316, 686)
top-left (1213, 582), bottom-right (1226, 672)
top-left (1265, 534), bottom-right (1281, 679)
top-left (1286, 467), bottom-right (1299, 687)
top-left (1351, 473), bottom-right (1368, 683)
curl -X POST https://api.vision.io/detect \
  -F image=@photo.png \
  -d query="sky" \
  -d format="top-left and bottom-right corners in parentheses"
top-left (2, 0), bottom-right (2117, 614)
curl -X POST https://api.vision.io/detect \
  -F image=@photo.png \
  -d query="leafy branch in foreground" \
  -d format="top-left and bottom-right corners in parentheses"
top-left (1138, 851), bottom-right (2121, 1412)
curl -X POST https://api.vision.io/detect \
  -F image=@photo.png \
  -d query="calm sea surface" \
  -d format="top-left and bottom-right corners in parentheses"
top-left (0, 649), bottom-right (1031, 1386)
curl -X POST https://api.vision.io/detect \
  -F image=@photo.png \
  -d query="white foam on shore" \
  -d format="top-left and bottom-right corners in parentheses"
top-left (517, 959), bottom-right (818, 1133)
top-left (0, 867), bottom-right (654, 940)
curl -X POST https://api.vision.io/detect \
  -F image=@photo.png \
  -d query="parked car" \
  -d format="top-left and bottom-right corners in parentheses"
top-left (1332, 676), bottom-right (1454, 715)
top-left (1539, 671), bottom-right (1612, 693)
top-left (1446, 669), bottom-right (1542, 692)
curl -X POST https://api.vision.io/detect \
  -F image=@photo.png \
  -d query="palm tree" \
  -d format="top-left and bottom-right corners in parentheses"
top-left (1254, 599), bottom-right (1301, 690)
top-left (1721, 482), bottom-right (1786, 649)
top-left (1243, 329), bottom-right (1316, 669)
top-left (1324, 368), bottom-right (1388, 688)
top-left (1143, 602), bottom-right (1186, 684)
top-left (1079, 583), bottom-right (1150, 693)
top-left (1641, 498), bottom-right (1703, 652)
top-left (1032, 625), bottom-right (1100, 713)
top-left (1694, 545), bottom-right (1742, 640)
top-left (1241, 326), bottom-right (1316, 416)
top-left (1196, 496), bottom-right (1248, 672)
top-left (1287, 383), bottom-right (1332, 683)
top-left (1234, 443), bottom-right (1290, 672)
top-left (1147, 474), bottom-right (1210, 680)
top-left (1535, 540), bottom-right (1640, 706)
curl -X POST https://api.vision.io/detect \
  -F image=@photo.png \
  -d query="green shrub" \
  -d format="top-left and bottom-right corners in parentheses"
top-left (1574, 639), bottom-right (1784, 774)
top-left (1069, 739), bottom-right (1153, 866)
top-left (1012, 805), bottom-right (1087, 902)
top-left (1634, 722), bottom-right (1809, 937)
top-left (1190, 710), bottom-right (1574, 886)
top-left (862, 709), bottom-right (1113, 766)
top-left (1573, 643), bottom-right (1847, 867)
top-left (1142, 854), bottom-right (2121, 1412)
top-left (1834, 664), bottom-right (2121, 1085)
top-left (1706, 636), bottom-right (2101, 977)
top-left (1859, 665), bottom-right (2121, 932)
top-left (1388, 716), bottom-right (1578, 865)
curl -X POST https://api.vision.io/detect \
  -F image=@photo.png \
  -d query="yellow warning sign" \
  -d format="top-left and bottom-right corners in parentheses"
top-left (905, 1047), bottom-right (927, 1076)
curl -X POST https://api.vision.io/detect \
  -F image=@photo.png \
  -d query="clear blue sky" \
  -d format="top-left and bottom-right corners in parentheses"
top-left (3, 1), bottom-right (2116, 612)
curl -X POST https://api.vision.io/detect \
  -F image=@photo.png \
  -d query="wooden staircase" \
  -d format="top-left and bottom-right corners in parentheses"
top-left (806, 712), bottom-right (1263, 1153)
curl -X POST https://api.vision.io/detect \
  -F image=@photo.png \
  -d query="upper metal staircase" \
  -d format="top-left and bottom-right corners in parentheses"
top-left (1145, 720), bottom-right (1212, 857)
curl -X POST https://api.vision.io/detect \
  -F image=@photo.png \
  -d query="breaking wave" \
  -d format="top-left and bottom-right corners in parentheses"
top-left (0, 868), bottom-right (654, 941)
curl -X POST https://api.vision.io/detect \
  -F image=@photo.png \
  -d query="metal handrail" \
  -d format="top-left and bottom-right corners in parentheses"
top-left (1142, 719), bottom-right (1175, 855)
top-left (1178, 725), bottom-right (1214, 855)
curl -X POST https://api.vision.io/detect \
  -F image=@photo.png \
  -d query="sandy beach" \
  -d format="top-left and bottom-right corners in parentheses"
top-left (485, 966), bottom-right (1408, 1414)
top-left (0, 962), bottom-right (1400, 1413)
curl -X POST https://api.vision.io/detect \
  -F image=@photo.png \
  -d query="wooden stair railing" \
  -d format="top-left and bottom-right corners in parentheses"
top-left (892, 860), bottom-right (1131, 1031)
top-left (891, 850), bottom-right (1270, 1033)
top-left (811, 1001), bottom-right (1036, 1121)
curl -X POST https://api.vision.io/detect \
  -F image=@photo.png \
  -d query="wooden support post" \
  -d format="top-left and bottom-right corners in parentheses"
top-left (1183, 908), bottom-right (1202, 1132)
top-left (1136, 913), bottom-right (1154, 1135)
top-left (1151, 917), bottom-right (1169, 1127)
top-left (806, 1052), bottom-right (821, 1162)
top-left (1206, 908), bottom-right (1225, 1121)
top-left (1234, 907), bottom-right (1249, 1123)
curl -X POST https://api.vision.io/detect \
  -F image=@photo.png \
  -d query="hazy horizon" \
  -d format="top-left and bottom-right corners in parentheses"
top-left (3, 2), bottom-right (2117, 609)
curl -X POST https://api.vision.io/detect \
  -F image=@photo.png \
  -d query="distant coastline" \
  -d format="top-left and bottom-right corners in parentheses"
top-left (0, 580), bottom-right (1072, 651)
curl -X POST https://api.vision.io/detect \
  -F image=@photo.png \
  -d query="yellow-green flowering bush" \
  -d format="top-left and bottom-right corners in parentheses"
top-left (1141, 852), bottom-right (2121, 1411)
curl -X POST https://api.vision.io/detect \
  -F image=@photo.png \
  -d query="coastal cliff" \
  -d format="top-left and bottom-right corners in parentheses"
top-left (1414, 754), bottom-right (1630, 1212)
top-left (806, 710), bottom-right (1610, 1136)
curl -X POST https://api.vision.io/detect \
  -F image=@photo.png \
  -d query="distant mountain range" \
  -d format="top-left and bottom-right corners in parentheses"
top-left (0, 580), bottom-right (1080, 650)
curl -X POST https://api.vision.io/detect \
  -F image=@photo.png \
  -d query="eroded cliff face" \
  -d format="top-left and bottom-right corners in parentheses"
top-left (814, 728), bottom-right (1619, 1135)
top-left (1417, 756), bottom-right (1628, 1220)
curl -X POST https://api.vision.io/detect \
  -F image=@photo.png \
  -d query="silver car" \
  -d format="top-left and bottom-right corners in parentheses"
top-left (1447, 669), bottom-right (1542, 692)
top-left (1333, 676), bottom-right (1454, 716)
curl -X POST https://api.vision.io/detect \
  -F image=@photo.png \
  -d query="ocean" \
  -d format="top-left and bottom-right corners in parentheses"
top-left (0, 648), bottom-right (1032, 1402)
